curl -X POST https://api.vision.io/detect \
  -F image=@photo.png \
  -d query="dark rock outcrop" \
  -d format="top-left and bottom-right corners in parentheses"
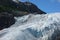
top-left (0, 12), bottom-right (15, 30)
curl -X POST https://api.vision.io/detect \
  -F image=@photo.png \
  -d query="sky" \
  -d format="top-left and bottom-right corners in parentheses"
top-left (20, 0), bottom-right (60, 13)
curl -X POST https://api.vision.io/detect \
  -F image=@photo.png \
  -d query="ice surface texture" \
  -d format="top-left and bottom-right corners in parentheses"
top-left (0, 13), bottom-right (60, 40)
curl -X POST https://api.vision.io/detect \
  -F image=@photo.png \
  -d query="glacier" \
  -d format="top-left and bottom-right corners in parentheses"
top-left (0, 13), bottom-right (60, 40)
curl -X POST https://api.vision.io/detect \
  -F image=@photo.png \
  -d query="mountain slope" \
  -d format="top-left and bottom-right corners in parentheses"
top-left (0, 0), bottom-right (46, 30)
top-left (0, 13), bottom-right (60, 40)
top-left (0, 0), bottom-right (46, 14)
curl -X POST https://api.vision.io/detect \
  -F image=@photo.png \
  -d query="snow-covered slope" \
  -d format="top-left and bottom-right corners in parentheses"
top-left (0, 13), bottom-right (60, 40)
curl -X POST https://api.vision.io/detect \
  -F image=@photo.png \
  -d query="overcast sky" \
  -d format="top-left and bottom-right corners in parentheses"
top-left (20, 0), bottom-right (60, 13)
